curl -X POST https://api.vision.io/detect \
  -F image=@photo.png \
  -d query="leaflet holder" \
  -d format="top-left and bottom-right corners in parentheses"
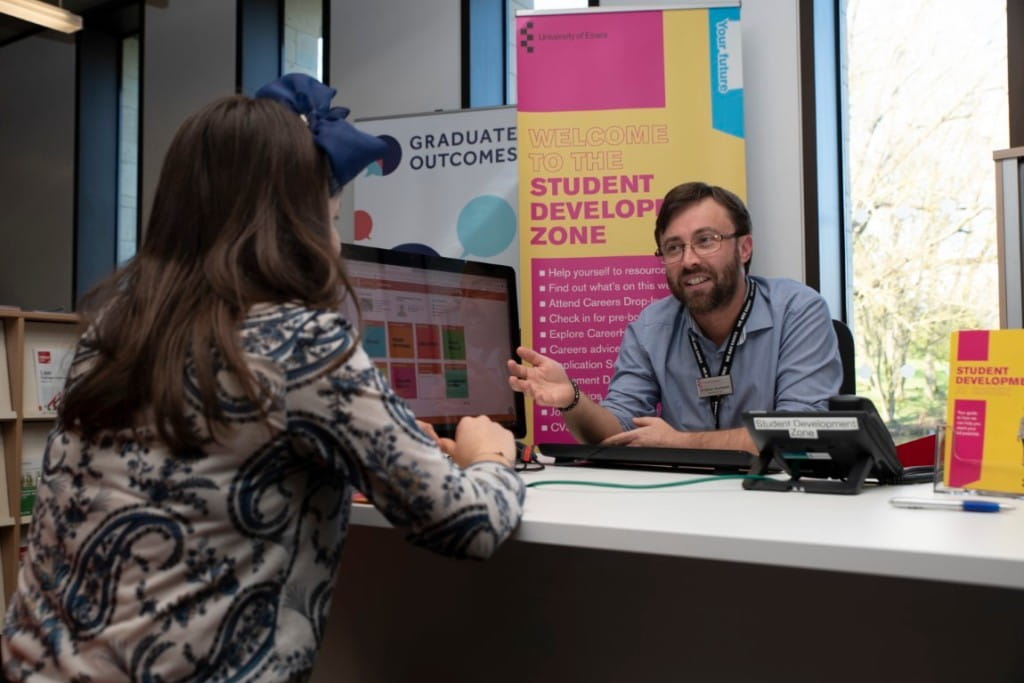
top-left (741, 396), bottom-right (904, 495)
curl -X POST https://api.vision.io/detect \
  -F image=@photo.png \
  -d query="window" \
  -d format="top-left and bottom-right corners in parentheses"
top-left (283, 0), bottom-right (324, 80)
top-left (117, 35), bottom-right (140, 264)
top-left (843, 0), bottom-right (1008, 440)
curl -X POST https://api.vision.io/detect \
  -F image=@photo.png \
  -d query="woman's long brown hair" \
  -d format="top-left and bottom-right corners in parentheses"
top-left (60, 95), bottom-right (356, 451)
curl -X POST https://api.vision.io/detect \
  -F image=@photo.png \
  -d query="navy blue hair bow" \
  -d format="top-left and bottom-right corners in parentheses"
top-left (255, 73), bottom-right (388, 193)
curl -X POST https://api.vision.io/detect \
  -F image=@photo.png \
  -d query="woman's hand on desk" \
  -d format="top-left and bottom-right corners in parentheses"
top-left (452, 416), bottom-right (516, 468)
top-left (420, 416), bottom-right (515, 469)
top-left (417, 420), bottom-right (457, 457)
top-left (507, 345), bottom-right (575, 408)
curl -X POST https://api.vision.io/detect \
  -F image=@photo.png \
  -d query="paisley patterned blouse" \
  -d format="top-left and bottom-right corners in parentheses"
top-left (2, 303), bottom-right (525, 681)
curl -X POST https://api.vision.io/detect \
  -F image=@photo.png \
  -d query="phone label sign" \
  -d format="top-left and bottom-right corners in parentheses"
top-left (753, 416), bottom-right (859, 440)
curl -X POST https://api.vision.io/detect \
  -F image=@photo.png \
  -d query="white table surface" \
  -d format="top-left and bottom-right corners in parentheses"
top-left (350, 464), bottom-right (1024, 590)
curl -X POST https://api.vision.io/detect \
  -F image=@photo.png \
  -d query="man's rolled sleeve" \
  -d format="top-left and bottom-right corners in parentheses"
top-left (600, 322), bottom-right (662, 431)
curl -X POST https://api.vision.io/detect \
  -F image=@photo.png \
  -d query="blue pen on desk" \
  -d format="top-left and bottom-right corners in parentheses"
top-left (889, 497), bottom-right (1015, 513)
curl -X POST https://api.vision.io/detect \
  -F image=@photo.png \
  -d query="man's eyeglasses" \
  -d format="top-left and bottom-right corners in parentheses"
top-left (656, 231), bottom-right (738, 265)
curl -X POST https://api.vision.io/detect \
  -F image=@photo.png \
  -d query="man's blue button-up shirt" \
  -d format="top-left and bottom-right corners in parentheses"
top-left (601, 276), bottom-right (843, 432)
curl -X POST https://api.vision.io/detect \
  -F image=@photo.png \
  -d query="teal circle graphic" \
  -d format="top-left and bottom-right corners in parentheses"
top-left (456, 195), bottom-right (517, 258)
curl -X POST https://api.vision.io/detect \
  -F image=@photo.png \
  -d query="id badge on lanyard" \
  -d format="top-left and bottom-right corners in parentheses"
top-left (688, 279), bottom-right (756, 429)
top-left (696, 374), bottom-right (733, 398)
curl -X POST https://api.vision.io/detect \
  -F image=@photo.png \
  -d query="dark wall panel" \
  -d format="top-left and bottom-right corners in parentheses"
top-left (0, 34), bottom-right (76, 311)
top-left (141, 0), bottom-right (236, 233)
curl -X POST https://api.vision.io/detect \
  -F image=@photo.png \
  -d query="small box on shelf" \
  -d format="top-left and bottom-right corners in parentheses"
top-left (21, 323), bottom-right (75, 418)
top-left (29, 346), bottom-right (73, 416)
top-left (20, 423), bottom-right (50, 518)
top-left (20, 472), bottom-right (39, 518)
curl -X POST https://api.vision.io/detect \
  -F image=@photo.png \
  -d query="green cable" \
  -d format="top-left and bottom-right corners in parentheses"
top-left (525, 474), bottom-right (773, 489)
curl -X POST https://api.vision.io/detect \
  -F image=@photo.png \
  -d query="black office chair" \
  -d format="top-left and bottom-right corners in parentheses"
top-left (832, 319), bottom-right (856, 395)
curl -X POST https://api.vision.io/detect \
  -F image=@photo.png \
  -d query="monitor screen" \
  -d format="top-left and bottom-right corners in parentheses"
top-left (340, 243), bottom-right (525, 438)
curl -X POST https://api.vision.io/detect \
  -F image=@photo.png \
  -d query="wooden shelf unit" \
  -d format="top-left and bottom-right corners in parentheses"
top-left (0, 309), bottom-right (80, 605)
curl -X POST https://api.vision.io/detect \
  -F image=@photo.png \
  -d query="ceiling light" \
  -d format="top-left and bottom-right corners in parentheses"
top-left (0, 0), bottom-right (83, 34)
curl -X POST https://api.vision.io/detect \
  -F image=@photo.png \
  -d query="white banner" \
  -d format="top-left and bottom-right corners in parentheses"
top-left (353, 106), bottom-right (519, 271)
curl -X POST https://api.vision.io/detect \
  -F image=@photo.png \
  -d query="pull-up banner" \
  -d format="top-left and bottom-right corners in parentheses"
top-left (517, 5), bottom-right (745, 443)
top-left (355, 106), bottom-right (519, 271)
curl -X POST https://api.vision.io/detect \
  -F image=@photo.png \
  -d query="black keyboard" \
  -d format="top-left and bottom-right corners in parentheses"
top-left (535, 443), bottom-right (754, 473)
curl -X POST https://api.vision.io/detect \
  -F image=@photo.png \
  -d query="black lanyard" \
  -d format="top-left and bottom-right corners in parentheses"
top-left (687, 279), bottom-right (756, 429)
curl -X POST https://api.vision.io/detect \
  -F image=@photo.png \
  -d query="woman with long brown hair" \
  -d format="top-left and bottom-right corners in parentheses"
top-left (2, 74), bottom-right (524, 681)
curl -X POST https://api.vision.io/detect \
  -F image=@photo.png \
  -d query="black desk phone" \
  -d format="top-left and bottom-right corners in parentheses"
top-left (741, 396), bottom-right (905, 495)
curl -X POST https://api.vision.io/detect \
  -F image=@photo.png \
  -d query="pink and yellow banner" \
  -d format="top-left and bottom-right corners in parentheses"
top-left (517, 6), bottom-right (745, 443)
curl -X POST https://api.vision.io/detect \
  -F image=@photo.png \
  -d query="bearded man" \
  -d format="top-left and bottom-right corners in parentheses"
top-left (507, 181), bottom-right (842, 453)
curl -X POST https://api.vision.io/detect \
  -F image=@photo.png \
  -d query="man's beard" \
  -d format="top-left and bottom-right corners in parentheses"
top-left (667, 247), bottom-right (742, 314)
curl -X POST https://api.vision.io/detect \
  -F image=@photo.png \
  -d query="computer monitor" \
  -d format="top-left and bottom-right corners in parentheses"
top-left (340, 243), bottom-right (525, 438)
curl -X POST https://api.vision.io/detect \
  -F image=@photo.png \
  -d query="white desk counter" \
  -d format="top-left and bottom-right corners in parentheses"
top-left (351, 465), bottom-right (1024, 590)
top-left (316, 466), bottom-right (1024, 683)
